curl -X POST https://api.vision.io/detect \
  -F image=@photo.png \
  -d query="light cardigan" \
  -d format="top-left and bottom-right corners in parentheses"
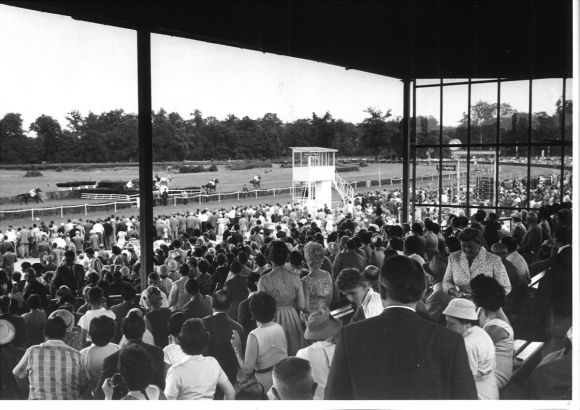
top-left (442, 248), bottom-right (511, 295)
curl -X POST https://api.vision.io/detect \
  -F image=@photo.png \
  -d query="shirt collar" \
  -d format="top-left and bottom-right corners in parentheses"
top-left (43, 339), bottom-right (68, 346)
top-left (383, 305), bottom-right (416, 313)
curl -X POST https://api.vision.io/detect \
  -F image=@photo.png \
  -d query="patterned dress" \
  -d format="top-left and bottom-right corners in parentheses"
top-left (301, 269), bottom-right (333, 315)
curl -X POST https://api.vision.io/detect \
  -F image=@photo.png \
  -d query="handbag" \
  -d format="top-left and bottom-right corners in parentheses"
top-left (234, 374), bottom-right (268, 400)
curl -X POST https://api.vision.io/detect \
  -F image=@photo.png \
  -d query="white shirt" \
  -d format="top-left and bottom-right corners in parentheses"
top-left (80, 343), bottom-right (119, 389)
top-left (77, 308), bottom-right (116, 341)
top-left (296, 341), bottom-right (335, 400)
top-left (163, 342), bottom-right (187, 366)
top-left (164, 355), bottom-right (229, 400)
top-left (361, 288), bottom-right (383, 319)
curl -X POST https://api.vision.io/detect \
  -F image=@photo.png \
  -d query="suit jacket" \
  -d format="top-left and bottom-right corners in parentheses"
top-left (325, 307), bottom-right (477, 400)
top-left (202, 313), bottom-right (245, 384)
top-left (224, 275), bottom-right (249, 320)
top-left (21, 280), bottom-right (49, 308)
top-left (94, 340), bottom-right (165, 399)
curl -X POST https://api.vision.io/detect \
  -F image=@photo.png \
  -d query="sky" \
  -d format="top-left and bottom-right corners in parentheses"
top-left (0, 4), bottom-right (570, 134)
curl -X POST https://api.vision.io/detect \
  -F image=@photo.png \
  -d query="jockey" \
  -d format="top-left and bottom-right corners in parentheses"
top-left (29, 188), bottom-right (36, 197)
top-left (253, 175), bottom-right (261, 182)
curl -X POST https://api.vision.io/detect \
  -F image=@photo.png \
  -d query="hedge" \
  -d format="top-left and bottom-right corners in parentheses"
top-left (56, 181), bottom-right (97, 188)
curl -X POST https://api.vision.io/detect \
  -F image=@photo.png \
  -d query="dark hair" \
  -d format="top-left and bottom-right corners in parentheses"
top-left (470, 274), bottom-right (505, 311)
top-left (168, 312), bottom-right (188, 337)
top-left (211, 290), bottom-right (231, 311)
top-left (388, 237), bottom-right (404, 252)
top-left (255, 253), bottom-right (266, 267)
top-left (554, 226), bottom-right (572, 245)
top-left (457, 228), bottom-right (484, 245)
top-left (121, 285), bottom-right (136, 302)
top-left (237, 252), bottom-right (248, 265)
top-left (411, 222), bottom-right (424, 235)
top-left (249, 292), bottom-right (276, 323)
top-left (89, 315), bottom-right (116, 346)
top-left (122, 310), bottom-right (146, 340)
top-left (178, 318), bottom-right (210, 355)
top-left (185, 278), bottom-right (201, 295)
top-left (118, 344), bottom-right (154, 391)
top-left (268, 240), bottom-right (288, 266)
top-left (179, 263), bottom-right (190, 277)
top-left (216, 253), bottom-right (227, 266)
top-left (336, 268), bottom-right (365, 292)
top-left (346, 239), bottom-right (357, 250)
top-left (273, 357), bottom-right (314, 399)
top-left (381, 255), bottom-right (425, 303)
top-left (230, 261), bottom-right (242, 275)
top-left (64, 250), bottom-right (76, 261)
top-left (87, 286), bottom-right (104, 305)
top-left (446, 236), bottom-right (461, 253)
top-left (26, 294), bottom-right (42, 310)
top-left (45, 316), bottom-right (67, 339)
top-left (246, 272), bottom-right (260, 292)
top-left (289, 250), bottom-right (302, 267)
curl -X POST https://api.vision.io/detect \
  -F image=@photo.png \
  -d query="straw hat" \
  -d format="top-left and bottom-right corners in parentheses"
top-left (0, 319), bottom-right (16, 345)
top-left (49, 309), bottom-right (75, 333)
top-left (304, 309), bottom-right (342, 341)
top-left (442, 298), bottom-right (478, 321)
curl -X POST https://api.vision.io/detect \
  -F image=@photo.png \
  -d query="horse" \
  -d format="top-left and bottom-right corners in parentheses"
top-left (202, 179), bottom-right (219, 193)
top-left (17, 188), bottom-right (43, 205)
top-left (250, 175), bottom-right (261, 189)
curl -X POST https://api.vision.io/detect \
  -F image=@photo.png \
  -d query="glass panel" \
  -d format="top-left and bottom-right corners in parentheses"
top-left (499, 80), bottom-right (529, 148)
top-left (563, 78), bottom-right (572, 144)
top-left (468, 146), bottom-right (498, 207)
top-left (442, 84), bottom-right (468, 145)
top-left (529, 145), bottom-right (561, 207)
top-left (439, 152), bottom-right (468, 207)
top-left (532, 78), bottom-right (562, 150)
top-left (470, 82), bottom-right (498, 145)
top-left (443, 78), bottom-right (469, 84)
top-left (415, 86), bottom-right (440, 145)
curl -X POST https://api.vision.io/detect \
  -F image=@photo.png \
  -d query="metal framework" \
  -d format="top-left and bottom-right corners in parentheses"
top-left (410, 77), bottom-right (572, 225)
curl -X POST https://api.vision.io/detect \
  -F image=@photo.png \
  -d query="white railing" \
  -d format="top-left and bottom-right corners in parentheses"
top-left (81, 193), bottom-right (132, 201)
top-left (333, 172), bottom-right (355, 204)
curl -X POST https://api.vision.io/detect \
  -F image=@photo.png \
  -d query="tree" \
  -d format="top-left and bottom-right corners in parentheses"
top-left (29, 115), bottom-right (63, 162)
top-left (360, 108), bottom-right (393, 159)
top-left (0, 113), bottom-right (27, 163)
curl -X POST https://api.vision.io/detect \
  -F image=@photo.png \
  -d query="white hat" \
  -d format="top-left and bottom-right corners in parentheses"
top-left (442, 298), bottom-right (478, 321)
top-left (0, 319), bottom-right (15, 345)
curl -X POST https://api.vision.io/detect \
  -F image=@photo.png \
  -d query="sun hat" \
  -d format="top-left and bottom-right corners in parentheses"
top-left (442, 298), bottom-right (478, 321)
top-left (304, 309), bottom-right (343, 341)
top-left (167, 259), bottom-right (178, 271)
top-left (49, 309), bottom-right (75, 333)
top-left (0, 319), bottom-right (16, 345)
top-left (422, 254), bottom-right (448, 282)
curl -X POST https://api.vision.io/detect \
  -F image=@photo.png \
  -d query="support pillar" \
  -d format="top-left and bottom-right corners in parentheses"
top-left (401, 79), bottom-right (411, 223)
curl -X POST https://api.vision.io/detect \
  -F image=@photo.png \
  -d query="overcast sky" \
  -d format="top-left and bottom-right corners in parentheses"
top-left (0, 4), bottom-right (569, 133)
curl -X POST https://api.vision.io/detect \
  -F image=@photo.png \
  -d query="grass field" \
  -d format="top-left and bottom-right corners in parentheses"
top-left (0, 161), bottom-right (562, 230)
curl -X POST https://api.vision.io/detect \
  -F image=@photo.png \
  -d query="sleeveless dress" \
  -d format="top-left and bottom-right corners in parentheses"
top-left (483, 318), bottom-right (514, 389)
top-left (258, 266), bottom-right (305, 356)
top-left (301, 270), bottom-right (333, 314)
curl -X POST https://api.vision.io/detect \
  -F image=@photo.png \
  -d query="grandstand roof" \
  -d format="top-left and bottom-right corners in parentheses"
top-left (290, 147), bottom-right (338, 153)
top-left (2, 0), bottom-right (572, 80)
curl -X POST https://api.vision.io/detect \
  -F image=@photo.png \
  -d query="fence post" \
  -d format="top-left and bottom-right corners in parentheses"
top-left (237, 192), bottom-right (240, 200)
top-left (60, 206), bottom-right (63, 218)
top-left (199, 194), bottom-right (201, 205)
top-left (31, 209), bottom-right (34, 221)
top-left (174, 197), bottom-right (176, 206)
top-left (218, 193), bottom-right (221, 203)
top-left (85, 204), bottom-right (87, 215)
top-left (255, 190), bottom-right (258, 199)
top-left (273, 188), bottom-right (276, 197)
top-left (114, 202), bottom-right (117, 213)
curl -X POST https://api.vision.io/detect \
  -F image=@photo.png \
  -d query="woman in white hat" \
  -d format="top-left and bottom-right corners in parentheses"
top-left (296, 309), bottom-right (342, 400)
top-left (443, 298), bottom-right (499, 400)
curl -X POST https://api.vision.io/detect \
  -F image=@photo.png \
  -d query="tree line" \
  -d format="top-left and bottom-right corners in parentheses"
top-left (0, 108), bottom-right (402, 164)
top-left (0, 99), bottom-right (571, 165)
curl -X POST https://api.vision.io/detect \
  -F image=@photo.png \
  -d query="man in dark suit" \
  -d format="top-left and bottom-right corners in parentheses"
top-left (20, 269), bottom-right (49, 308)
top-left (51, 250), bottom-right (85, 297)
top-left (325, 255), bottom-right (477, 400)
top-left (109, 286), bottom-right (140, 344)
top-left (94, 310), bottom-right (164, 399)
top-left (202, 290), bottom-right (245, 396)
top-left (332, 239), bottom-right (367, 278)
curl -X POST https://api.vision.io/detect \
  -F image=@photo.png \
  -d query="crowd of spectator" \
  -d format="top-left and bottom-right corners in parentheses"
top-left (0, 181), bottom-right (573, 401)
